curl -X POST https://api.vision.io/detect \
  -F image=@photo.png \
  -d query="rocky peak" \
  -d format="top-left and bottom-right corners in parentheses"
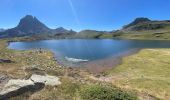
top-left (123, 17), bottom-right (151, 29)
top-left (17, 15), bottom-right (49, 32)
top-left (132, 17), bottom-right (151, 24)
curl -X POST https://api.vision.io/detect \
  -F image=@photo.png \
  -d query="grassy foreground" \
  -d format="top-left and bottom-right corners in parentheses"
top-left (109, 49), bottom-right (170, 99)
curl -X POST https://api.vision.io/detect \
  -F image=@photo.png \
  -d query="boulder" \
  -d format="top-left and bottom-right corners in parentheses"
top-left (0, 79), bottom-right (34, 95)
top-left (0, 59), bottom-right (13, 63)
top-left (30, 74), bottom-right (61, 86)
top-left (0, 74), bottom-right (61, 99)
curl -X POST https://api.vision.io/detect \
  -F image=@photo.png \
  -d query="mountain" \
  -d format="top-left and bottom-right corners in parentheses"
top-left (0, 15), bottom-right (76, 38)
top-left (111, 18), bottom-right (170, 40)
top-left (0, 15), bottom-right (50, 37)
top-left (17, 15), bottom-right (50, 34)
top-left (122, 17), bottom-right (170, 31)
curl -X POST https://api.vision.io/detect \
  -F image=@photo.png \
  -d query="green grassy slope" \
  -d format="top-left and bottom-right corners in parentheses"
top-left (109, 49), bottom-right (170, 99)
top-left (113, 27), bottom-right (170, 40)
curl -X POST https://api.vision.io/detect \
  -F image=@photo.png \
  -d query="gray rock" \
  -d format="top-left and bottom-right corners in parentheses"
top-left (30, 74), bottom-right (61, 86)
top-left (0, 59), bottom-right (13, 63)
top-left (0, 74), bottom-right (61, 99)
top-left (0, 74), bottom-right (9, 83)
top-left (0, 79), bottom-right (34, 96)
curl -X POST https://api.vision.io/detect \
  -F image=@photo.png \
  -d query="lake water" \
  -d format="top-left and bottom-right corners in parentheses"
top-left (8, 39), bottom-right (170, 69)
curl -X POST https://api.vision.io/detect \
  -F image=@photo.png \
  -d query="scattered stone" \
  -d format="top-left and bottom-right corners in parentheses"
top-left (0, 74), bottom-right (10, 84)
top-left (155, 35), bottom-right (160, 37)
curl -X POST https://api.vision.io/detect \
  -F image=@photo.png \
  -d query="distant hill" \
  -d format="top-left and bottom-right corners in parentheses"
top-left (0, 15), bottom-right (76, 38)
top-left (54, 27), bottom-right (69, 33)
top-left (75, 30), bottom-right (108, 39)
top-left (122, 17), bottom-right (170, 31)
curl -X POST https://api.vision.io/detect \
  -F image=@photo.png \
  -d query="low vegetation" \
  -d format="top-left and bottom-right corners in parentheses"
top-left (80, 84), bottom-right (138, 100)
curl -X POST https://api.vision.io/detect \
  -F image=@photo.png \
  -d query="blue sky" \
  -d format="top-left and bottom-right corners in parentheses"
top-left (0, 0), bottom-right (170, 31)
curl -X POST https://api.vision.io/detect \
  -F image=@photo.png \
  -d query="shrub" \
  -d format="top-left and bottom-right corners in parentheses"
top-left (59, 78), bottom-right (80, 97)
top-left (79, 84), bottom-right (138, 100)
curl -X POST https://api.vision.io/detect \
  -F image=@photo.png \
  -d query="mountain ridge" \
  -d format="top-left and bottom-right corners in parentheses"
top-left (0, 16), bottom-right (170, 39)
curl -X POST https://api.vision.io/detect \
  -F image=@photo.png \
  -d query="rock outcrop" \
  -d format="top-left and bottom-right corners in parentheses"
top-left (0, 74), bottom-right (61, 100)
top-left (30, 74), bottom-right (61, 86)
top-left (0, 59), bottom-right (14, 63)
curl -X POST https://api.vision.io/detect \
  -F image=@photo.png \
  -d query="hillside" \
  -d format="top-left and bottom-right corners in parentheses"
top-left (108, 49), bottom-right (170, 99)
top-left (110, 18), bottom-right (170, 40)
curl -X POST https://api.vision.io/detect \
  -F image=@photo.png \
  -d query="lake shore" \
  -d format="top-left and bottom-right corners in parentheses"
top-left (7, 38), bottom-right (170, 75)
top-left (79, 48), bottom-right (140, 74)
